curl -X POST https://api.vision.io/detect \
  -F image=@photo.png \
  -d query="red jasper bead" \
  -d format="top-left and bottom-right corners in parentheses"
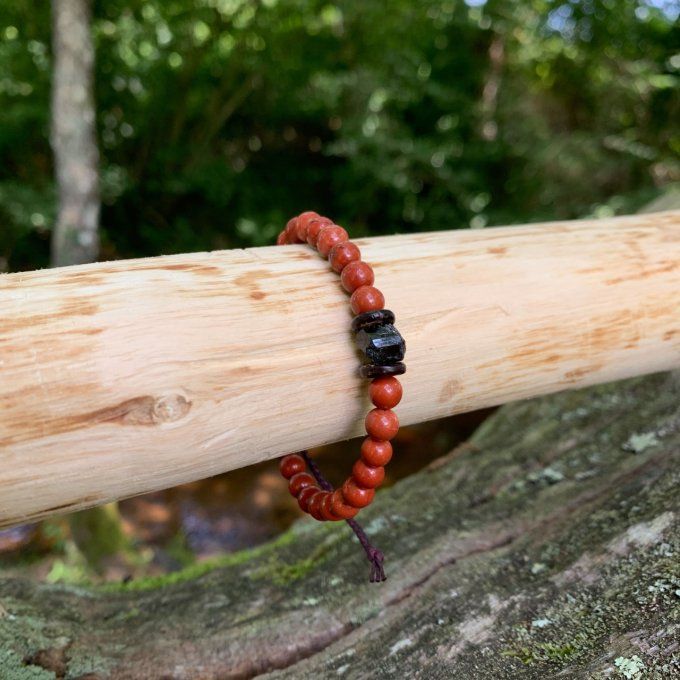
top-left (342, 478), bottom-right (375, 508)
top-left (308, 490), bottom-right (328, 520)
top-left (284, 217), bottom-right (300, 243)
top-left (360, 437), bottom-right (393, 467)
top-left (306, 217), bottom-right (333, 247)
top-left (331, 490), bottom-right (359, 519)
top-left (352, 459), bottom-right (385, 488)
top-left (280, 454), bottom-right (306, 480)
top-left (328, 241), bottom-right (361, 273)
top-left (288, 472), bottom-right (316, 497)
top-left (297, 485), bottom-right (319, 513)
top-left (369, 377), bottom-right (403, 409)
top-left (365, 408), bottom-right (399, 440)
top-left (316, 225), bottom-right (349, 257)
top-left (341, 261), bottom-right (374, 293)
top-left (295, 211), bottom-right (319, 241)
top-left (350, 285), bottom-right (385, 314)
top-left (321, 492), bottom-right (342, 521)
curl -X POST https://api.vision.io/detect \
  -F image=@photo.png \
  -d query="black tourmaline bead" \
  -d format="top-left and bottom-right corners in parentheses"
top-left (355, 322), bottom-right (406, 366)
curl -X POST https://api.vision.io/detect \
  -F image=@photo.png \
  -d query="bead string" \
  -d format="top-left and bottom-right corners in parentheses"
top-left (276, 211), bottom-right (405, 582)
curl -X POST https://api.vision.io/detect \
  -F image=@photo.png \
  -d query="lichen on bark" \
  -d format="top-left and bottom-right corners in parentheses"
top-left (0, 371), bottom-right (678, 679)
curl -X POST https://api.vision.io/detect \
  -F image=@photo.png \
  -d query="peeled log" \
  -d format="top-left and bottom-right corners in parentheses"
top-left (0, 211), bottom-right (679, 528)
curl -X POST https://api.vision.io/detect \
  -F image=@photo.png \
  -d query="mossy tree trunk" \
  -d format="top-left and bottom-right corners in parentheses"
top-left (1, 370), bottom-right (678, 679)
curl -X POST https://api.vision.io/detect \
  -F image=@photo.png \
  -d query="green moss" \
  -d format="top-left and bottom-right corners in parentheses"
top-left (502, 641), bottom-right (579, 665)
top-left (254, 556), bottom-right (319, 586)
top-left (100, 520), bottom-right (303, 592)
top-left (249, 523), bottom-right (341, 586)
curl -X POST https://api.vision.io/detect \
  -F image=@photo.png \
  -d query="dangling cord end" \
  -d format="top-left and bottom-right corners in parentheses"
top-left (347, 518), bottom-right (387, 582)
top-left (368, 549), bottom-right (386, 583)
top-left (301, 450), bottom-right (387, 583)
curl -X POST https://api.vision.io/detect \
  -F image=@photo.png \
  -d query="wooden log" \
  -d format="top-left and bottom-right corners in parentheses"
top-left (1, 370), bottom-right (678, 678)
top-left (0, 211), bottom-right (679, 528)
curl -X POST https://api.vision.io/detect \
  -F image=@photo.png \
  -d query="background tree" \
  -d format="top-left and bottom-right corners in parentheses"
top-left (50, 0), bottom-right (131, 571)
top-left (50, 0), bottom-right (100, 266)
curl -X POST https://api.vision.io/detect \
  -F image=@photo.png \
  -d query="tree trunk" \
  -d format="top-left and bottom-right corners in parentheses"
top-left (1, 370), bottom-right (678, 678)
top-left (50, 0), bottom-right (99, 267)
top-left (50, 0), bottom-right (123, 573)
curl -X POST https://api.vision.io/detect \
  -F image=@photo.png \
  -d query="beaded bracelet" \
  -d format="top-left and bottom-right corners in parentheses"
top-left (275, 211), bottom-right (406, 582)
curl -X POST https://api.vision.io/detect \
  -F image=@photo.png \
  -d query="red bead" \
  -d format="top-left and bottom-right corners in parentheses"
top-left (352, 459), bottom-right (385, 488)
top-left (330, 489), bottom-right (359, 519)
top-left (365, 408), bottom-right (399, 440)
top-left (279, 454), bottom-right (305, 479)
top-left (308, 490), bottom-right (327, 520)
top-left (369, 377), bottom-right (403, 409)
top-left (284, 218), bottom-right (300, 243)
top-left (295, 211), bottom-right (319, 241)
top-left (361, 438), bottom-right (393, 467)
top-left (328, 241), bottom-right (361, 273)
top-left (316, 225), bottom-right (348, 257)
top-left (288, 472), bottom-right (316, 497)
top-left (342, 478), bottom-right (375, 508)
top-left (297, 485), bottom-right (319, 512)
top-left (306, 217), bottom-right (333, 247)
top-left (341, 261), bottom-right (374, 293)
top-left (321, 492), bottom-right (342, 521)
top-left (350, 286), bottom-right (385, 314)
top-left (276, 231), bottom-right (288, 245)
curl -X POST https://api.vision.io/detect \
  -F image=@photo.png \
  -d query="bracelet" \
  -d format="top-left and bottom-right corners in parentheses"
top-left (274, 211), bottom-right (406, 581)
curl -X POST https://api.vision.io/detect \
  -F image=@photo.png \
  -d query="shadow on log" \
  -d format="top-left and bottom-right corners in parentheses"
top-left (1, 370), bottom-right (678, 678)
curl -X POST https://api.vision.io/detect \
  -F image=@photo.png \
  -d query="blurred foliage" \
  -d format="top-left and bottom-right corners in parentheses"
top-left (0, 0), bottom-right (678, 270)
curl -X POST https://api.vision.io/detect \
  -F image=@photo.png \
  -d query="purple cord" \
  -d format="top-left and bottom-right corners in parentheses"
top-left (301, 450), bottom-right (386, 582)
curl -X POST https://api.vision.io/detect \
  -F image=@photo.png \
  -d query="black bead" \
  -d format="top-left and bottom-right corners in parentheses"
top-left (351, 309), bottom-right (395, 332)
top-left (356, 323), bottom-right (406, 366)
top-left (359, 362), bottom-right (406, 379)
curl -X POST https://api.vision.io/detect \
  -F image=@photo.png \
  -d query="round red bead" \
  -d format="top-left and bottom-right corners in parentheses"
top-left (340, 261), bottom-right (374, 293)
top-left (307, 490), bottom-right (328, 520)
top-left (350, 285), bottom-right (385, 314)
top-left (288, 472), bottom-right (316, 497)
top-left (279, 454), bottom-right (306, 480)
top-left (342, 478), bottom-right (375, 508)
top-left (330, 489), bottom-right (359, 519)
top-left (297, 485), bottom-right (319, 512)
top-left (295, 211), bottom-right (319, 242)
top-left (316, 225), bottom-right (349, 257)
top-left (321, 492), bottom-right (342, 521)
top-left (306, 217), bottom-right (333, 247)
top-left (328, 241), bottom-right (361, 273)
top-left (284, 217), bottom-right (300, 243)
top-left (352, 459), bottom-right (385, 488)
top-left (360, 438), bottom-right (393, 467)
top-left (369, 377), bottom-right (403, 409)
top-left (276, 231), bottom-right (288, 246)
top-left (365, 408), bottom-right (399, 440)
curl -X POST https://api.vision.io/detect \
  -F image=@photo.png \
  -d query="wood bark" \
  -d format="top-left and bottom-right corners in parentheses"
top-left (50, 0), bottom-right (100, 267)
top-left (1, 212), bottom-right (679, 528)
top-left (0, 370), bottom-right (678, 678)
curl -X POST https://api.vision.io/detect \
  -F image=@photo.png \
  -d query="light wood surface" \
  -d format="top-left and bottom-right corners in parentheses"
top-left (1, 211), bottom-right (679, 528)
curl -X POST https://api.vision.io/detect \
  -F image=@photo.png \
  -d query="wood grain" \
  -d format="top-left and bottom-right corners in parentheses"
top-left (0, 211), bottom-right (678, 528)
